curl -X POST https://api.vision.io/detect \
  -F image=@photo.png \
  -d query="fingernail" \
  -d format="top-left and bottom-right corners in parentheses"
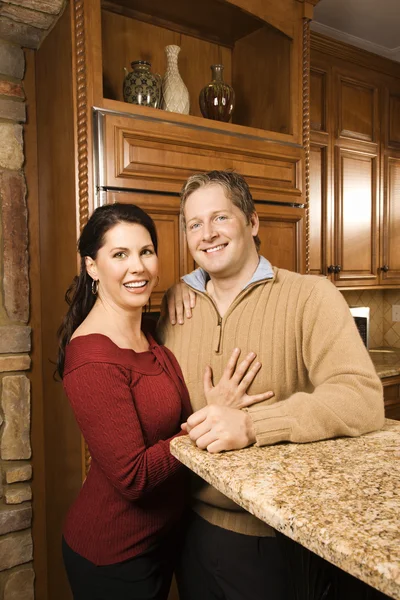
top-left (255, 362), bottom-right (261, 368)
top-left (171, 319), bottom-right (176, 325)
top-left (179, 319), bottom-right (183, 325)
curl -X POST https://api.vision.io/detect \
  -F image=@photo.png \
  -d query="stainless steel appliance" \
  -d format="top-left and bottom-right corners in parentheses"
top-left (349, 307), bottom-right (370, 348)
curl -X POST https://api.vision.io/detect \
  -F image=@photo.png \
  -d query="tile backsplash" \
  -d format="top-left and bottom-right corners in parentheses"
top-left (341, 289), bottom-right (400, 349)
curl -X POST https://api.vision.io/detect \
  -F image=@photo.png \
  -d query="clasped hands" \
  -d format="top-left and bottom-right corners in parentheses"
top-left (181, 348), bottom-right (274, 454)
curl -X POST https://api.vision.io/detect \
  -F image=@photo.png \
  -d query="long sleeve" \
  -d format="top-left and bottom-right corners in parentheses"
top-left (247, 279), bottom-right (385, 446)
top-left (64, 362), bottom-right (184, 500)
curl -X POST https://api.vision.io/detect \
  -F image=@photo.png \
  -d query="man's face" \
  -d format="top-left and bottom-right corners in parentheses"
top-left (184, 184), bottom-right (259, 279)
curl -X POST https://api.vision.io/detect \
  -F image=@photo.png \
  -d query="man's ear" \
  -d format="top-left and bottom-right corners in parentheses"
top-left (85, 256), bottom-right (97, 280)
top-left (250, 212), bottom-right (259, 237)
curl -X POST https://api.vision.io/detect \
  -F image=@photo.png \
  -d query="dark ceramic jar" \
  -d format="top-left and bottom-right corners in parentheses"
top-left (123, 61), bottom-right (162, 108)
top-left (199, 64), bottom-right (235, 122)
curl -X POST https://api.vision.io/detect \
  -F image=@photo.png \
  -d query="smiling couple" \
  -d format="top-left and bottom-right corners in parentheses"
top-left (59, 170), bottom-right (384, 600)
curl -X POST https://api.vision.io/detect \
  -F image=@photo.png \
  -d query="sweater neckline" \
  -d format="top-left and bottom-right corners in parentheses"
top-left (69, 332), bottom-right (155, 355)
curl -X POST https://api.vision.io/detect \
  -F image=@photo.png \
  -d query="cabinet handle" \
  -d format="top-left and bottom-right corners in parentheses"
top-left (334, 265), bottom-right (342, 274)
top-left (381, 265), bottom-right (389, 272)
top-left (327, 265), bottom-right (335, 274)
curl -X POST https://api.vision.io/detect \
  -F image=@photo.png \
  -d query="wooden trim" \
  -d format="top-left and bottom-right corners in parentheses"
top-left (72, 0), bottom-right (91, 234)
top-left (302, 16), bottom-right (311, 273)
top-left (382, 375), bottom-right (400, 387)
top-left (24, 47), bottom-right (48, 600)
top-left (311, 32), bottom-right (400, 81)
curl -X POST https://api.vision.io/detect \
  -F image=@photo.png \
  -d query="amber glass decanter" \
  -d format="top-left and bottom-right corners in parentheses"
top-left (199, 64), bottom-right (235, 122)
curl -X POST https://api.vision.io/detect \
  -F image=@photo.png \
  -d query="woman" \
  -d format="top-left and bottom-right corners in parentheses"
top-left (57, 203), bottom-right (264, 600)
top-left (57, 203), bottom-right (192, 600)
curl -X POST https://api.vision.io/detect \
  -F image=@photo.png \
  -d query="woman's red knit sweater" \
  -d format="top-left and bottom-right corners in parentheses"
top-left (62, 333), bottom-right (191, 565)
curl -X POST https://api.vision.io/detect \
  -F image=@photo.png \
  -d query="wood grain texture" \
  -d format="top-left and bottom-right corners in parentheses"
top-left (232, 25), bottom-right (292, 134)
top-left (101, 111), bottom-right (303, 202)
top-left (256, 204), bottom-right (305, 273)
top-left (334, 149), bottom-right (378, 286)
top-left (102, 0), bottom-right (264, 47)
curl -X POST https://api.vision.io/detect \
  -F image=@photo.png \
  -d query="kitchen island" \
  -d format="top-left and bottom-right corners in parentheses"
top-left (170, 419), bottom-right (400, 599)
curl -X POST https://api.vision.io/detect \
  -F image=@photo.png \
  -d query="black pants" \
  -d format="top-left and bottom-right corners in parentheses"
top-left (62, 536), bottom-right (177, 600)
top-left (276, 532), bottom-right (392, 600)
top-left (176, 512), bottom-right (287, 600)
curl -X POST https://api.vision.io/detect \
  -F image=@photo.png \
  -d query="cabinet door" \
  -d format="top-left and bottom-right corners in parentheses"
top-left (333, 148), bottom-right (379, 287)
top-left (383, 377), bottom-right (400, 421)
top-left (381, 158), bottom-right (400, 285)
top-left (256, 204), bottom-right (305, 273)
top-left (106, 191), bottom-right (194, 310)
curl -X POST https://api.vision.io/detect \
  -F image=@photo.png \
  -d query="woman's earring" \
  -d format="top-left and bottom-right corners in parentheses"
top-left (91, 279), bottom-right (99, 295)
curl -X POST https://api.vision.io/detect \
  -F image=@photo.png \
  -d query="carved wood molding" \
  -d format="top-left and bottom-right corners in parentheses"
top-left (311, 32), bottom-right (400, 80)
top-left (72, 0), bottom-right (90, 234)
top-left (72, 0), bottom-right (91, 477)
top-left (303, 17), bottom-right (311, 274)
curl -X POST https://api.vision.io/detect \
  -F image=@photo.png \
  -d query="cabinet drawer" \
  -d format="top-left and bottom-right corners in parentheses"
top-left (98, 111), bottom-right (303, 203)
top-left (382, 377), bottom-right (400, 421)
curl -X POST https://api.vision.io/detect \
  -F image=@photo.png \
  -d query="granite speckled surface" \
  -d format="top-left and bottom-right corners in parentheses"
top-left (171, 420), bottom-right (400, 599)
top-left (370, 348), bottom-right (400, 379)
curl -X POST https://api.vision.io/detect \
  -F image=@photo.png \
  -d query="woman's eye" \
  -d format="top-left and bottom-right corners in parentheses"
top-left (113, 252), bottom-right (126, 259)
top-left (141, 248), bottom-right (154, 256)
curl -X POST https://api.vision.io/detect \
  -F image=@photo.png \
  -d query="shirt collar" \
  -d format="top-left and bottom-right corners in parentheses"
top-left (182, 256), bottom-right (274, 293)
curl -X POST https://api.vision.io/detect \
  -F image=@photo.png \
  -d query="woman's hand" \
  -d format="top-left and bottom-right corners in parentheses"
top-left (166, 282), bottom-right (196, 325)
top-left (204, 348), bottom-right (274, 409)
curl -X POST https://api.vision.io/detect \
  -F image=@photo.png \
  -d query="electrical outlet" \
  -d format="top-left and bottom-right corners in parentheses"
top-left (392, 305), bottom-right (400, 322)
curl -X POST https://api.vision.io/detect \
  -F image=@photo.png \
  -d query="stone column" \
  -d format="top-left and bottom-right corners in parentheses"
top-left (0, 39), bottom-right (34, 600)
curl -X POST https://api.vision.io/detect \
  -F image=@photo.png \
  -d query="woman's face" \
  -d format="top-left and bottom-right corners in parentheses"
top-left (86, 222), bottom-right (159, 313)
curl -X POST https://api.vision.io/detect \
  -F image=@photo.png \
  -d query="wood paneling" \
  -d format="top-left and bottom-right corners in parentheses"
top-left (309, 144), bottom-right (328, 275)
top-left (102, 0), bottom-right (265, 47)
top-left (310, 68), bottom-right (326, 132)
top-left (381, 158), bottom-right (400, 284)
top-left (338, 77), bottom-right (377, 142)
top-left (256, 204), bottom-right (305, 273)
top-left (388, 94), bottom-right (400, 149)
top-left (35, 7), bottom-right (84, 600)
top-left (101, 112), bottom-right (303, 202)
top-left (383, 376), bottom-right (400, 421)
top-left (334, 149), bottom-right (378, 285)
top-left (310, 37), bottom-right (400, 289)
top-left (24, 48), bottom-right (48, 600)
top-left (233, 25), bottom-right (292, 134)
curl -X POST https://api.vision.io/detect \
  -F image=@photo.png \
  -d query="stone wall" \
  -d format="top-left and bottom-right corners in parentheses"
top-left (0, 39), bottom-right (34, 600)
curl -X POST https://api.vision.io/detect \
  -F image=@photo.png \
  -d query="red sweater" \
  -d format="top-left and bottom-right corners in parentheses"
top-left (62, 333), bottom-right (191, 565)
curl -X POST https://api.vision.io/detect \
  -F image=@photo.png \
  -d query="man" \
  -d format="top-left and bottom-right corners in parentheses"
top-left (158, 170), bottom-right (384, 600)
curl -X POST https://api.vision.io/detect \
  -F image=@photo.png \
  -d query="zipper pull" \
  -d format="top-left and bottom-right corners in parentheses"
top-left (214, 316), bottom-right (222, 354)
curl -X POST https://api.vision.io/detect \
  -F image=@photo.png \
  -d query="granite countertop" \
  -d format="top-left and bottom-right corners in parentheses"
top-left (370, 347), bottom-right (400, 379)
top-left (171, 420), bottom-right (400, 599)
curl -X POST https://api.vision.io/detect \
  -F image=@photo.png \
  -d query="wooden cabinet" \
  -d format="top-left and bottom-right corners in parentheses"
top-left (309, 35), bottom-right (400, 289)
top-left (382, 376), bottom-right (400, 421)
top-left (31, 1), bottom-right (318, 598)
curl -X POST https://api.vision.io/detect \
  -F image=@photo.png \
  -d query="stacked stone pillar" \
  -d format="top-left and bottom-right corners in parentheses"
top-left (0, 40), bottom-right (34, 599)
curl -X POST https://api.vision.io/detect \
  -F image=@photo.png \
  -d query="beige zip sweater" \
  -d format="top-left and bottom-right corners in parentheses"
top-left (159, 264), bottom-right (384, 536)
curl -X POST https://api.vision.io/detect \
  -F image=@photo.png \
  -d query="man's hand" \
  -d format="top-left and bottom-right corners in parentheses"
top-left (204, 348), bottom-right (274, 409)
top-left (181, 405), bottom-right (256, 453)
top-left (166, 282), bottom-right (196, 325)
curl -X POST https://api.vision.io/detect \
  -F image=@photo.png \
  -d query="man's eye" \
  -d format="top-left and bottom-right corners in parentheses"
top-left (215, 215), bottom-right (227, 222)
top-left (189, 223), bottom-right (201, 230)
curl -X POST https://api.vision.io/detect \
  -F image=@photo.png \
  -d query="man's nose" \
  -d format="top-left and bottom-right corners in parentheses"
top-left (202, 223), bottom-right (217, 241)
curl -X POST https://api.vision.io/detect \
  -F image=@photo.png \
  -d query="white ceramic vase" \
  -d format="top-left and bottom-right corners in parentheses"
top-left (162, 45), bottom-right (190, 115)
